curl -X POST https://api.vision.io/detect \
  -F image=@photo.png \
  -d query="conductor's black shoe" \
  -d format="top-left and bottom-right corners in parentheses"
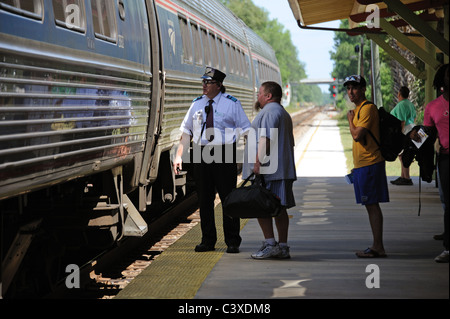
top-left (226, 246), bottom-right (240, 253)
top-left (195, 243), bottom-right (215, 252)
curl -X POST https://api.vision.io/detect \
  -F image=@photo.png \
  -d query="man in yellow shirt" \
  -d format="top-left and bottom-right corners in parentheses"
top-left (345, 75), bottom-right (389, 258)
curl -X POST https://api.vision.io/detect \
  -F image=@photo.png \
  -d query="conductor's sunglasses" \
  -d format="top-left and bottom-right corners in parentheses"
top-left (202, 79), bottom-right (218, 86)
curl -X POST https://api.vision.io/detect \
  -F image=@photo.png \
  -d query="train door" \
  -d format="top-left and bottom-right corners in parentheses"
top-left (136, 0), bottom-right (164, 211)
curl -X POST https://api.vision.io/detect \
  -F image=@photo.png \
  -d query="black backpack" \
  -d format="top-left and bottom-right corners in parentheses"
top-left (401, 125), bottom-right (437, 216)
top-left (358, 101), bottom-right (406, 161)
top-left (402, 125), bottom-right (437, 182)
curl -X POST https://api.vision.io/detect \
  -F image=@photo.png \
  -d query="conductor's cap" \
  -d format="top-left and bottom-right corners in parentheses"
top-left (201, 67), bottom-right (226, 83)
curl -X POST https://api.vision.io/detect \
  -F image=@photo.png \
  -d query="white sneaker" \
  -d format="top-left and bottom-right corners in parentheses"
top-left (434, 250), bottom-right (449, 263)
top-left (276, 245), bottom-right (291, 259)
top-left (251, 241), bottom-right (280, 259)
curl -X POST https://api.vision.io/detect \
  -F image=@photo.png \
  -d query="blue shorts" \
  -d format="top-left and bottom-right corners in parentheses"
top-left (353, 161), bottom-right (389, 205)
top-left (266, 179), bottom-right (296, 209)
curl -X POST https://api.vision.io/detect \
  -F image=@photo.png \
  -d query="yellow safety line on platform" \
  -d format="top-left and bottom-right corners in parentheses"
top-left (295, 119), bottom-right (323, 170)
top-left (116, 205), bottom-right (249, 299)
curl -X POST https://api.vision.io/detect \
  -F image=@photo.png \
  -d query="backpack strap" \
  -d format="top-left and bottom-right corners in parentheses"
top-left (357, 101), bottom-right (380, 147)
top-left (356, 100), bottom-right (373, 118)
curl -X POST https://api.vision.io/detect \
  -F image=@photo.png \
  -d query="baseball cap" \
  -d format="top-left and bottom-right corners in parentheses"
top-left (343, 75), bottom-right (367, 87)
top-left (201, 67), bottom-right (226, 83)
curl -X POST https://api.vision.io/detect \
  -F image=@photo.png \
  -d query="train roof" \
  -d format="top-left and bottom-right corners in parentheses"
top-left (243, 26), bottom-right (278, 65)
top-left (175, 0), bottom-right (278, 66)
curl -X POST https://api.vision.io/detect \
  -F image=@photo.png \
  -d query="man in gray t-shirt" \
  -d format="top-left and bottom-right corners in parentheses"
top-left (244, 82), bottom-right (296, 259)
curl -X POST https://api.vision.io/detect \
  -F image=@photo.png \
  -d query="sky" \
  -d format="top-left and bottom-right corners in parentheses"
top-left (252, 0), bottom-right (340, 91)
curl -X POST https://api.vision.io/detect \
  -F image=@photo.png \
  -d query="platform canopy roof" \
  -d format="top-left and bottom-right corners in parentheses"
top-left (287, 0), bottom-right (449, 105)
top-left (287, 0), bottom-right (448, 79)
top-left (288, 0), bottom-right (447, 27)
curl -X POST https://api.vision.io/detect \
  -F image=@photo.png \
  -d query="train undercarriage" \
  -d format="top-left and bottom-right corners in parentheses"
top-left (0, 151), bottom-right (189, 299)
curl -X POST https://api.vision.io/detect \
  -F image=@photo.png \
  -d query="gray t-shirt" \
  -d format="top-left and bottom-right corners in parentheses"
top-left (243, 102), bottom-right (296, 181)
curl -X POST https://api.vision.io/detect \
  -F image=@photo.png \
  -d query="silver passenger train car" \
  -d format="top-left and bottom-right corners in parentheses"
top-left (0, 0), bottom-right (280, 296)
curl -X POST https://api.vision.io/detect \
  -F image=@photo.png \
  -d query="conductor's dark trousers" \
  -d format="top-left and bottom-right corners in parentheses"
top-left (193, 143), bottom-right (241, 247)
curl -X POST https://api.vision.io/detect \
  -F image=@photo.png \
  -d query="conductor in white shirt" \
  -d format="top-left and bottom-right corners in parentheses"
top-left (173, 67), bottom-right (251, 253)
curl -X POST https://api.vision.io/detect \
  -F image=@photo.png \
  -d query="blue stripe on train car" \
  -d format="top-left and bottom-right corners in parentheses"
top-left (0, 0), bottom-right (151, 67)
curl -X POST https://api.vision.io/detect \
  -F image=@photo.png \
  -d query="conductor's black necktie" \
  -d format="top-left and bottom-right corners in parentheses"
top-left (205, 100), bottom-right (214, 141)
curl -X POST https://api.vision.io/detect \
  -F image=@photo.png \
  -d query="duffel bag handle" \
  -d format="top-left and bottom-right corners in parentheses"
top-left (241, 172), bottom-right (266, 188)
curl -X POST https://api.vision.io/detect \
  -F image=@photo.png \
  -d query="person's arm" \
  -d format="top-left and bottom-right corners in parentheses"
top-left (400, 120), bottom-right (405, 132)
top-left (347, 110), bottom-right (367, 142)
top-left (253, 136), bottom-right (270, 175)
top-left (173, 132), bottom-right (191, 174)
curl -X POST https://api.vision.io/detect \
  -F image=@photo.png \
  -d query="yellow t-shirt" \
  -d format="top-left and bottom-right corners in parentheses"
top-left (352, 100), bottom-right (384, 168)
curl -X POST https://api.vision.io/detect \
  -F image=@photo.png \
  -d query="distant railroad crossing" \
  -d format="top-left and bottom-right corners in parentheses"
top-left (282, 78), bottom-right (342, 106)
top-left (299, 78), bottom-right (339, 85)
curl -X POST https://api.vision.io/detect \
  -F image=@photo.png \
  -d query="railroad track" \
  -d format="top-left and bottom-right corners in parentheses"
top-left (47, 106), bottom-right (325, 299)
top-left (46, 192), bottom-right (200, 299)
top-left (291, 105), bottom-right (324, 137)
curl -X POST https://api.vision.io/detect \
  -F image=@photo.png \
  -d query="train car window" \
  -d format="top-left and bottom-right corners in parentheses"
top-left (0, 0), bottom-right (43, 20)
top-left (244, 53), bottom-right (250, 79)
top-left (178, 15), bottom-right (192, 63)
top-left (225, 42), bottom-right (233, 74)
top-left (239, 51), bottom-right (246, 77)
top-left (217, 37), bottom-right (226, 73)
top-left (53, 0), bottom-right (86, 32)
top-left (257, 60), bottom-right (262, 79)
top-left (240, 51), bottom-right (245, 77)
top-left (234, 47), bottom-right (240, 76)
top-left (209, 32), bottom-right (219, 69)
top-left (231, 45), bottom-right (238, 75)
top-left (201, 27), bottom-right (211, 67)
top-left (190, 21), bottom-right (202, 66)
top-left (91, 0), bottom-right (117, 42)
top-left (234, 47), bottom-right (242, 77)
top-left (239, 50), bottom-right (243, 76)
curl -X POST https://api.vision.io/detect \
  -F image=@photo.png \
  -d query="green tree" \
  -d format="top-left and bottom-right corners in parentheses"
top-left (329, 20), bottom-right (396, 111)
top-left (223, 0), bottom-right (324, 106)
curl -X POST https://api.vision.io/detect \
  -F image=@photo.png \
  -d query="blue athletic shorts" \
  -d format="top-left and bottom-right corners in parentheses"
top-left (353, 161), bottom-right (389, 205)
top-left (266, 179), bottom-right (296, 209)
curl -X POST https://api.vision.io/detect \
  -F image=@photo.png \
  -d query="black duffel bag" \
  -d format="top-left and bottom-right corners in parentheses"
top-left (223, 173), bottom-right (282, 219)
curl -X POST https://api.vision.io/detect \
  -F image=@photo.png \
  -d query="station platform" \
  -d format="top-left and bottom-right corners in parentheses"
top-left (116, 111), bottom-right (448, 301)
